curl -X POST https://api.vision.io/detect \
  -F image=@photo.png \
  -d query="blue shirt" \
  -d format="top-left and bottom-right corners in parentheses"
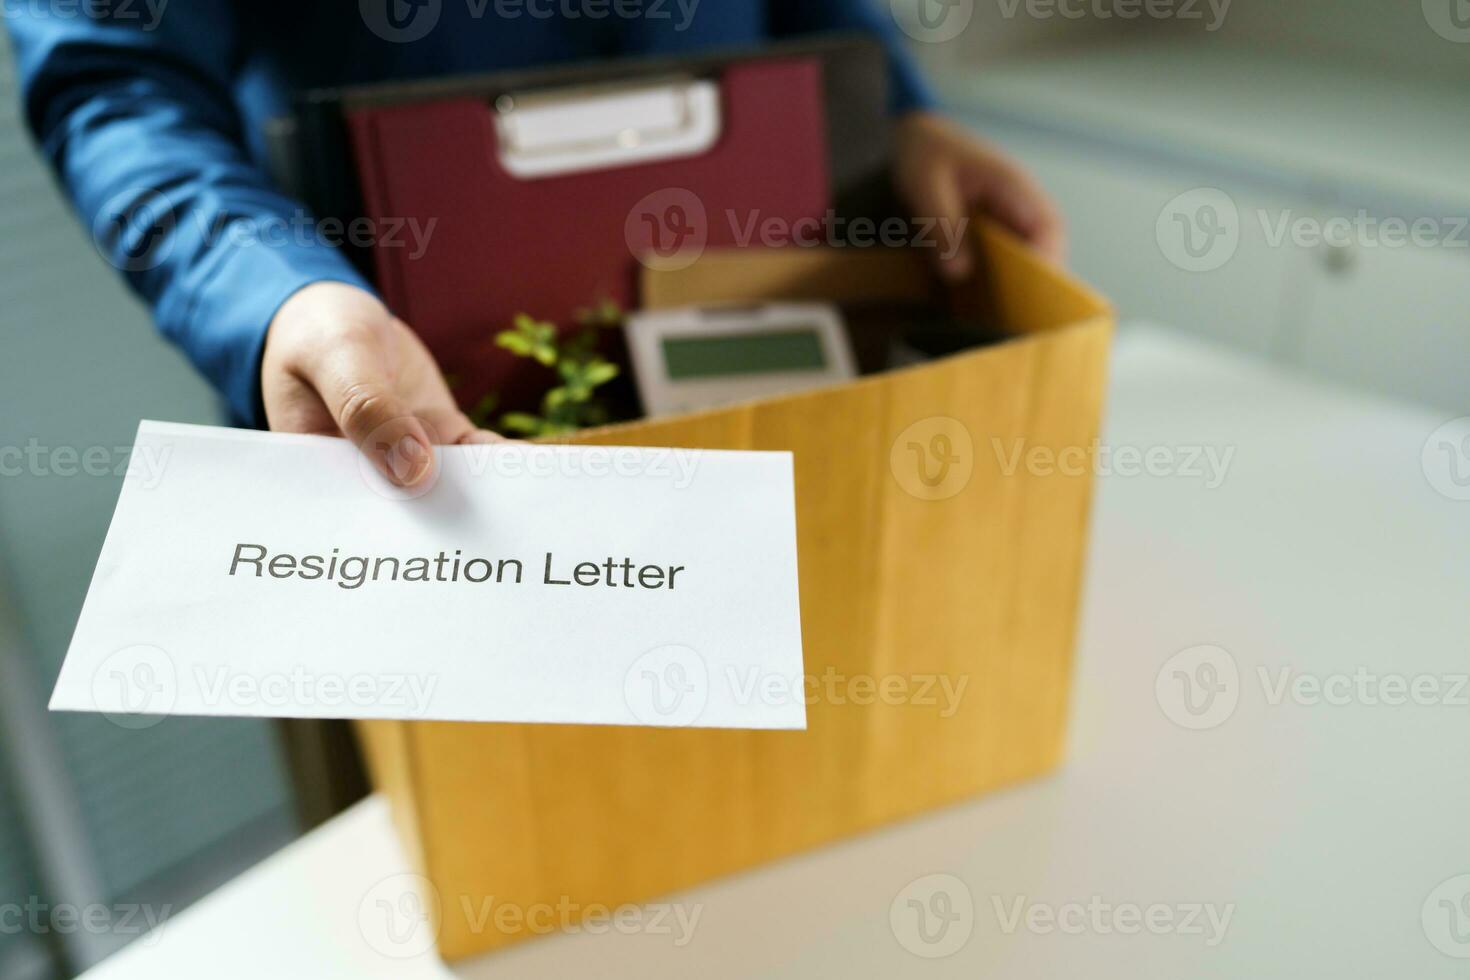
top-left (5, 2), bottom-right (933, 425)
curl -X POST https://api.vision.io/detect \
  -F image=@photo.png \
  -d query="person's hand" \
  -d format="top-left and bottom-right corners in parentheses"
top-left (893, 111), bottom-right (1066, 279)
top-left (261, 281), bottom-right (502, 487)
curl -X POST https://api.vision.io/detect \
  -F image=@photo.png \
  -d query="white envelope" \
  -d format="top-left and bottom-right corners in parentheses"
top-left (50, 421), bottom-right (806, 730)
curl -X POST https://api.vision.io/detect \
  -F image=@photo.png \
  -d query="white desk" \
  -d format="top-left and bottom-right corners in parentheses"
top-left (83, 327), bottom-right (1470, 978)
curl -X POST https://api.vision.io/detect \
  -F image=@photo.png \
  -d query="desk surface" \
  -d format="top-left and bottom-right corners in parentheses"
top-left (83, 327), bottom-right (1470, 978)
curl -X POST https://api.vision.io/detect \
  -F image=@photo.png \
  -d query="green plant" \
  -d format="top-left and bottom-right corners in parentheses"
top-left (474, 301), bottom-right (623, 437)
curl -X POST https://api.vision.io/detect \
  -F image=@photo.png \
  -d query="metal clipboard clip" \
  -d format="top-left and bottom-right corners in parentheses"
top-left (492, 75), bottom-right (722, 180)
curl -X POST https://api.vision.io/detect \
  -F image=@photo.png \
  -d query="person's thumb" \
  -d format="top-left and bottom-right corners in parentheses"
top-left (315, 351), bottom-right (435, 488)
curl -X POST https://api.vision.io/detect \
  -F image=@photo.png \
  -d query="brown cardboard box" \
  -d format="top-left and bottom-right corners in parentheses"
top-left (356, 222), bottom-right (1113, 960)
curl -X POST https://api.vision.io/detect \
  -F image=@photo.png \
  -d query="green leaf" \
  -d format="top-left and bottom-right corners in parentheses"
top-left (492, 309), bottom-right (624, 435)
top-left (496, 331), bottom-right (534, 356)
top-left (584, 361), bottom-right (619, 386)
top-left (499, 412), bottom-right (545, 435)
top-left (593, 298), bottom-right (621, 325)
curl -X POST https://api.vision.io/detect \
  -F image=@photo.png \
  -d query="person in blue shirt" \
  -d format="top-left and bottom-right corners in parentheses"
top-left (6, 1), bottom-right (1063, 488)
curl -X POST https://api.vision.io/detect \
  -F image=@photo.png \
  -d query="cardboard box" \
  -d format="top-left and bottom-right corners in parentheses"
top-left (356, 222), bottom-right (1113, 960)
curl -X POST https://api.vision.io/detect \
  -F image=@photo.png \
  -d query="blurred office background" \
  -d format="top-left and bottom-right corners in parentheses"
top-left (0, 2), bottom-right (1464, 976)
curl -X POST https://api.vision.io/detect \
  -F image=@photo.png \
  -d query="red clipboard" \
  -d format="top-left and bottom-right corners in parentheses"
top-left (347, 57), bottom-right (830, 415)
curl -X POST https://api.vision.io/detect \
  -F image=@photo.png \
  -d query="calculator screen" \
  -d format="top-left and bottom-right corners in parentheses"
top-left (661, 328), bottom-right (827, 380)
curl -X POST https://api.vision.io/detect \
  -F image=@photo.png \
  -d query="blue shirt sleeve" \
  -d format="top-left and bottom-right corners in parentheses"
top-left (768, 0), bottom-right (937, 114)
top-left (5, 3), bottom-right (372, 427)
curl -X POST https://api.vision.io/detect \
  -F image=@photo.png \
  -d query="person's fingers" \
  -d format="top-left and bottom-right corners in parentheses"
top-left (457, 428), bottom-right (506, 445)
top-left (421, 405), bottom-right (506, 446)
top-left (310, 341), bottom-right (435, 487)
top-left (910, 164), bottom-right (974, 282)
top-left (972, 162), bottom-right (1067, 265)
